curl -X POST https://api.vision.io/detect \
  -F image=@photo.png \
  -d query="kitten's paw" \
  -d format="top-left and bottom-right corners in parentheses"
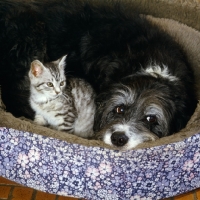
top-left (34, 115), bottom-right (47, 126)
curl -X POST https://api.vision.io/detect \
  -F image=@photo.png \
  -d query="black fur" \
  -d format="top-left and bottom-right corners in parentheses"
top-left (0, 0), bottom-right (46, 118)
top-left (57, 2), bottom-right (196, 146)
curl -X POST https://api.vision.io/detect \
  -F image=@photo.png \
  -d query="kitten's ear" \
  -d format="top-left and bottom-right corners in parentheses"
top-left (53, 55), bottom-right (67, 68)
top-left (30, 60), bottom-right (44, 77)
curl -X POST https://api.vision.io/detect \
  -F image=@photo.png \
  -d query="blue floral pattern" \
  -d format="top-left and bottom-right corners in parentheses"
top-left (0, 127), bottom-right (200, 200)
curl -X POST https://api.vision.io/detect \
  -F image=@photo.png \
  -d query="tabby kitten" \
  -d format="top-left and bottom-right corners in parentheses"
top-left (28, 55), bottom-right (95, 138)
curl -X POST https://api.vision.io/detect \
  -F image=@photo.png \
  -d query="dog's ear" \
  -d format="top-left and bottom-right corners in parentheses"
top-left (171, 112), bottom-right (190, 134)
top-left (93, 101), bottom-right (104, 132)
top-left (94, 89), bottom-right (114, 132)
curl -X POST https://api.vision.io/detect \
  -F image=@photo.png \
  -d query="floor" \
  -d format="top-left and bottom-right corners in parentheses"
top-left (0, 176), bottom-right (200, 200)
top-left (0, 177), bottom-right (82, 200)
top-left (166, 190), bottom-right (200, 200)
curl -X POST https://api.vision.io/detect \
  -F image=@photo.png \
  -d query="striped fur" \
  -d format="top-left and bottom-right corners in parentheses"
top-left (29, 56), bottom-right (95, 138)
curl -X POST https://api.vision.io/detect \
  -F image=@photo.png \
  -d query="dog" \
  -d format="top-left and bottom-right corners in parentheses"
top-left (63, 6), bottom-right (197, 150)
top-left (0, 0), bottom-right (197, 150)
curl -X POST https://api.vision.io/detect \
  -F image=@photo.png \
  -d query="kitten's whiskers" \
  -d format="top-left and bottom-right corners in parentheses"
top-left (62, 93), bottom-right (70, 101)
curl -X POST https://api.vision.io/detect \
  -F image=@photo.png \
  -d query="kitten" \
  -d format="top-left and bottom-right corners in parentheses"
top-left (28, 55), bottom-right (95, 138)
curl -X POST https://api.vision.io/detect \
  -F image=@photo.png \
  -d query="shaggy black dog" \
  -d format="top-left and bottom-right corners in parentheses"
top-left (0, 0), bottom-right (197, 149)
top-left (65, 12), bottom-right (197, 149)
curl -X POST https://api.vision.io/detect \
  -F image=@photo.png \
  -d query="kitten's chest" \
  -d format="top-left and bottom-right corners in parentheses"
top-left (42, 100), bottom-right (63, 110)
top-left (32, 95), bottom-right (73, 113)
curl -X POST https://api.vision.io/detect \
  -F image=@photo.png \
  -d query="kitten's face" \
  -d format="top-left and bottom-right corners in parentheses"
top-left (29, 56), bottom-right (67, 99)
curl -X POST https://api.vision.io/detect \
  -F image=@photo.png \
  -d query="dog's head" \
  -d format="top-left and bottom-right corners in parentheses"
top-left (94, 74), bottom-right (194, 150)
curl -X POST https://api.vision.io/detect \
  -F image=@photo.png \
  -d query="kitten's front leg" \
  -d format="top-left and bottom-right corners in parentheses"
top-left (34, 114), bottom-right (47, 126)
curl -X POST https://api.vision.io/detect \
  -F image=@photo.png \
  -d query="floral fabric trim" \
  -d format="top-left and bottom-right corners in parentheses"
top-left (0, 127), bottom-right (200, 200)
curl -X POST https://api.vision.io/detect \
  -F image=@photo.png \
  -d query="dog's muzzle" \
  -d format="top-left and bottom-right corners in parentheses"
top-left (100, 123), bottom-right (159, 149)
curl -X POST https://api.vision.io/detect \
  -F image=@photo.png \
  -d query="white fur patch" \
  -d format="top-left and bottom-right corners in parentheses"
top-left (144, 64), bottom-right (179, 81)
top-left (103, 124), bottom-right (149, 150)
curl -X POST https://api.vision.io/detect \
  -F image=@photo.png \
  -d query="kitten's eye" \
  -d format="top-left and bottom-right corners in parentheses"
top-left (114, 105), bottom-right (125, 114)
top-left (47, 82), bottom-right (53, 87)
top-left (144, 115), bottom-right (158, 124)
top-left (60, 81), bottom-right (65, 86)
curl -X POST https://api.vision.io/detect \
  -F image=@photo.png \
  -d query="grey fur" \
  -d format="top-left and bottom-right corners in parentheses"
top-left (94, 73), bottom-right (186, 150)
top-left (29, 56), bottom-right (95, 138)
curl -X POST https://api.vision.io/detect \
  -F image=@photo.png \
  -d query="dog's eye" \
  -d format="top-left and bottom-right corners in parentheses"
top-left (145, 115), bottom-right (157, 124)
top-left (115, 105), bottom-right (125, 114)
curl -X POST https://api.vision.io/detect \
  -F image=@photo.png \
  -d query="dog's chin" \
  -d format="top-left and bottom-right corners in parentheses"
top-left (101, 124), bottom-right (159, 150)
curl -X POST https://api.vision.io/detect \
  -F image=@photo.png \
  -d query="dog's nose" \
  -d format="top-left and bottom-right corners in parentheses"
top-left (111, 132), bottom-right (128, 146)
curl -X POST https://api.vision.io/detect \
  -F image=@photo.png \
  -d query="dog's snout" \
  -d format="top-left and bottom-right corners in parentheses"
top-left (111, 132), bottom-right (128, 146)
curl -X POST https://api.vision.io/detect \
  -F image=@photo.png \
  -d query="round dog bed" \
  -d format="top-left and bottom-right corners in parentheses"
top-left (1, 0), bottom-right (200, 199)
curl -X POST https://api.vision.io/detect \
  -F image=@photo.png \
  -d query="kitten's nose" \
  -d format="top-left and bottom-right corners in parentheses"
top-left (111, 132), bottom-right (128, 146)
top-left (55, 90), bottom-right (61, 94)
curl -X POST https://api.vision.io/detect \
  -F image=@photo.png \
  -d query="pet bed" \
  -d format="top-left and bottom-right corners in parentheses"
top-left (1, 0), bottom-right (200, 199)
